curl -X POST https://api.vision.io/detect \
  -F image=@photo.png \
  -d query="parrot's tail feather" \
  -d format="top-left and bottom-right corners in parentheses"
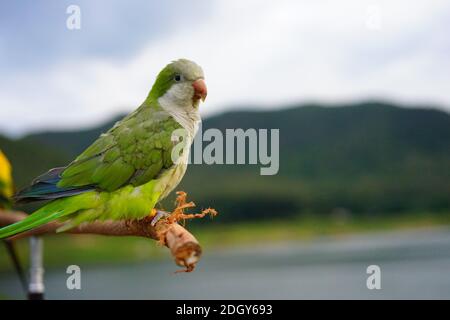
top-left (0, 202), bottom-right (77, 239)
top-left (14, 167), bottom-right (95, 204)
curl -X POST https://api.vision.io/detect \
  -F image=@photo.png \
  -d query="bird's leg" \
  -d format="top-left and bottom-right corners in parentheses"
top-left (150, 210), bottom-right (170, 227)
top-left (147, 191), bottom-right (218, 271)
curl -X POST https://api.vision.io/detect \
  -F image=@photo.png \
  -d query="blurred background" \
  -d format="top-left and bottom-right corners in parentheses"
top-left (1, 0), bottom-right (450, 299)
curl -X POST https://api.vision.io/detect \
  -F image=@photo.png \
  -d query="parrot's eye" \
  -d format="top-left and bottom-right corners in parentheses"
top-left (174, 74), bottom-right (182, 82)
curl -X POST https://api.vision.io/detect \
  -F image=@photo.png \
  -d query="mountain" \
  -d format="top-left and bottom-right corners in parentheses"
top-left (0, 135), bottom-right (70, 189)
top-left (1, 101), bottom-right (449, 222)
top-left (20, 115), bottom-right (125, 159)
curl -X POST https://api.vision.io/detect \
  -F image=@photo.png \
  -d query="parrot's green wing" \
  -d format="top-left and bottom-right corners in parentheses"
top-left (58, 107), bottom-right (182, 192)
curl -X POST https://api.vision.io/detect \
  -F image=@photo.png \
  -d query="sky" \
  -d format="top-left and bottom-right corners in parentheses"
top-left (0, 0), bottom-right (449, 136)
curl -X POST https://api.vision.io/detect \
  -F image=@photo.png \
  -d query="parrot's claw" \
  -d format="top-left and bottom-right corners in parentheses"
top-left (151, 191), bottom-right (217, 247)
top-left (166, 191), bottom-right (218, 225)
top-left (151, 210), bottom-right (170, 227)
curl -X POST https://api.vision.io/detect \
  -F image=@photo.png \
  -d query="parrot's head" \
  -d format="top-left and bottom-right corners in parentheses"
top-left (148, 59), bottom-right (207, 110)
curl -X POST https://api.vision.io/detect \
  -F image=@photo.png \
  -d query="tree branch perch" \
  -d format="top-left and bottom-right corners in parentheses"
top-left (0, 209), bottom-right (202, 272)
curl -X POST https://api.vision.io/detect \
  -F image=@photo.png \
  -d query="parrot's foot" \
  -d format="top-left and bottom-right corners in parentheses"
top-left (150, 210), bottom-right (170, 227)
top-left (166, 191), bottom-right (218, 225)
top-left (153, 191), bottom-right (218, 244)
top-left (151, 191), bottom-right (217, 267)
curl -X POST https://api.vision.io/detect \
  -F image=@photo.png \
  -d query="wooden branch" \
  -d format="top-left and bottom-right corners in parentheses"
top-left (0, 209), bottom-right (201, 272)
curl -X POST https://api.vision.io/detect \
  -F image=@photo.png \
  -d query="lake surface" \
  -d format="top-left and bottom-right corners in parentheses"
top-left (2, 227), bottom-right (450, 299)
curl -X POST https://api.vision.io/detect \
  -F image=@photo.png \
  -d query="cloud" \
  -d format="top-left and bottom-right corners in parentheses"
top-left (0, 0), bottom-right (449, 136)
top-left (0, 0), bottom-right (211, 70)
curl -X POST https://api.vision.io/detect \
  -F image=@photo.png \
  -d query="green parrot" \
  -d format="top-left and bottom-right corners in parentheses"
top-left (0, 59), bottom-right (207, 239)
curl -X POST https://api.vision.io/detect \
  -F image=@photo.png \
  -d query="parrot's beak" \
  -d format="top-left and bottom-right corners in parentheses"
top-left (192, 79), bottom-right (207, 102)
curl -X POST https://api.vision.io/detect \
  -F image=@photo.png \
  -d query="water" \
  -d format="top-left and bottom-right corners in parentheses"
top-left (2, 227), bottom-right (450, 299)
